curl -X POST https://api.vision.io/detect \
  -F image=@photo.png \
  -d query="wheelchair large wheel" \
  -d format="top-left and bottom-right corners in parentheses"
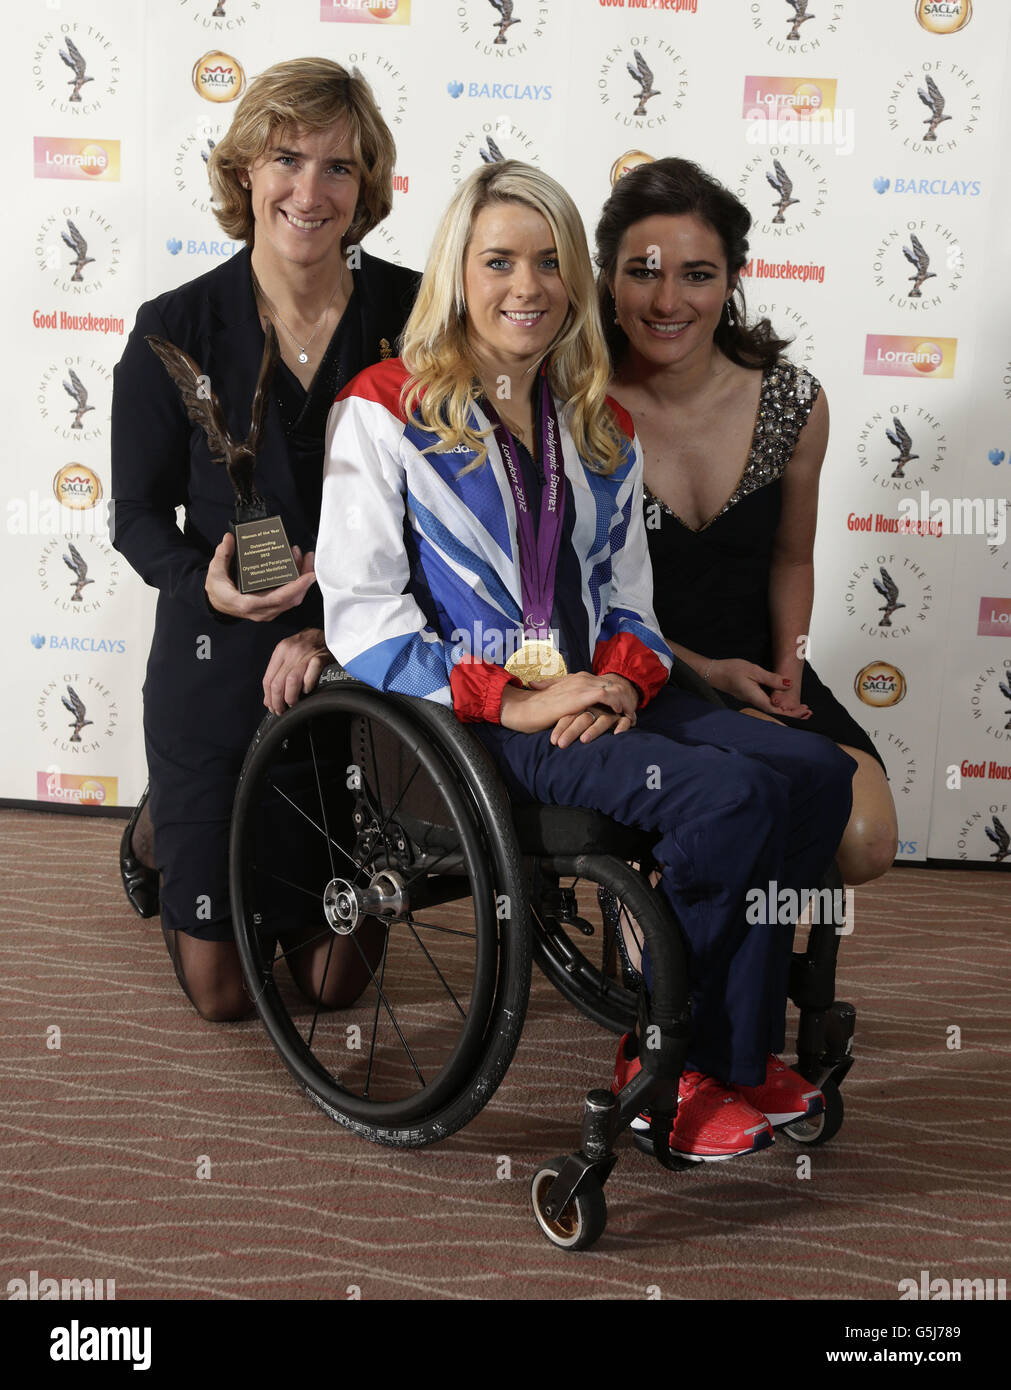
top-left (230, 676), bottom-right (531, 1147)
top-left (531, 854), bottom-right (677, 1035)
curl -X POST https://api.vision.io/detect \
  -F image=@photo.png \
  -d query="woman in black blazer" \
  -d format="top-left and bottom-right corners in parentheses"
top-left (111, 58), bottom-right (417, 1020)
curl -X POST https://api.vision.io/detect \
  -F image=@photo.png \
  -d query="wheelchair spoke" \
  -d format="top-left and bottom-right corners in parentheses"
top-left (404, 914), bottom-right (466, 1018)
top-left (396, 844), bottom-right (463, 890)
top-left (308, 724), bottom-right (339, 884)
top-left (400, 917), bottom-right (476, 940)
top-left (253, 865), bottom-right (324, 904)
top-left (348, 928), bottom-right (426, 1087)
top-left (364, 927), bottom-right (391, 1098)
top-left (307, 933), bottom-right (338, 1050)
top-left (272, 929), bottom-right (331, 964)
top-left (372, 761), bottom-right (422, 848)
top-left (266, 778), bottom-right (364, 880)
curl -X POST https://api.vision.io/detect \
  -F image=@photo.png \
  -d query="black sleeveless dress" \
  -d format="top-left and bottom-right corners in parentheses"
top-left (644, 359), bottom-right (883, 769)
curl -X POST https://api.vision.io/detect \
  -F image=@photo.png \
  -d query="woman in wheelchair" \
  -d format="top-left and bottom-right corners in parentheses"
top-left (315, 161), bottom-right (857, 1162)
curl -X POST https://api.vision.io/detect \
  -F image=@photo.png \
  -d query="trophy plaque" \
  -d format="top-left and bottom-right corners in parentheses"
top-left (145, 322), bottom-right (300, 595)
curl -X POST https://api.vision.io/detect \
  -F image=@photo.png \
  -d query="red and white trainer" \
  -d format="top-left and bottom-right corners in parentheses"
top-left (734, 1054), bottom-right (824, 1127)
top-left (611, 1034), bottom-right (774, 1162)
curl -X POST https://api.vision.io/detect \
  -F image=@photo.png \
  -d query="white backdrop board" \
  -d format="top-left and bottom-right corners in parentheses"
top-left (6, 0), bottom-right (1010, 865)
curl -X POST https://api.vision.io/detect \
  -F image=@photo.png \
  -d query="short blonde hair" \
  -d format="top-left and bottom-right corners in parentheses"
top-left (208, 57), bottom-right (396, 247)
top-left (401, 162), bottom-right (625, 475)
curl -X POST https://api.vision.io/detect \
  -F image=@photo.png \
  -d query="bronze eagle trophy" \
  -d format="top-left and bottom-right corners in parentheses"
top-left (145, 322), bottom-right (299, 594)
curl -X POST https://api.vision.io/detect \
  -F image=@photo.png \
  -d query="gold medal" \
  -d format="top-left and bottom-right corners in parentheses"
top-left (504, 639), bottom-right (568, 686)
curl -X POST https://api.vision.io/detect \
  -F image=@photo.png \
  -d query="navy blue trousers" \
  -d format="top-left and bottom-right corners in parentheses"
top-left (475, 687), bottom-right (856, 1087)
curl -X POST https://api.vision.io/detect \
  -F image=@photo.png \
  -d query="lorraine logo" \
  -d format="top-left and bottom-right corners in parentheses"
top-left (456, 0), bottom-right (549, 56)
top-left (854, 660), bottom-right (907, 707)
top-left (33, 138), bottom-right (120, 182)
top-left (864, 335), bottom-right (957, 379)
top-left (844, 555), bottom-right (933, 639)
top-left (742, 75), bottom-right (837, 120)
top-left (872, 221), bottom-right (963, 310)
top-left (979, 598), bottom-right (1011, 638)
top-left (449, 120), bottom-right (541, 184)
top-left (35, 210), bottom-right (121, 295)
top-left (320, 0), bottom-right (411, 23)
top-left (38, 535), bottom-right (120, 616)
top-left (886, 64), bottom-right (981, 154)
top-left (598, 37), bottom-right (689, 131)
top-left (53, 464), bottom-right (102, 511)
top-left (32, 26), bottom-right (121, 116)
top-left (36, 771), bottom-right (119, 806)
top-left (342, 49), bottom-right (408, 127)
top-left (36, 675), bottom-right (118, 754)
top-left (610, 150), bottom-right (654, 185)
top-left (192, 51), bottom-right (245, 103)
top-left (737, 148), bottom-right (827, 238)
top-left (749, 1), bottom-right (847, 50)
top-left (38, 358), bottom-right (113, 443)
top-left (855, 404), bottom-right (947, 493)
top-left (915, 1), bottom-right (972, 33)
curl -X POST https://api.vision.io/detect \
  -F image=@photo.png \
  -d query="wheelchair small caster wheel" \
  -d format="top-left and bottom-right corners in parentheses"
top-left (782, 1079), bottom-right (844, 1147)
top-left (530, 1157), bottom-right (607, 1251)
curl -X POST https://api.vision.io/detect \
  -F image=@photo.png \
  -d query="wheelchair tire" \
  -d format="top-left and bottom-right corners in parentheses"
top-left (531, 854), bottom-right (679, 1035)
top-left (530, 1157), bottom-right (607, 1251)
top-left (230, 678), bottom-right (531, 1148)
top-left (782, 1079), bottom-right (844, 1146)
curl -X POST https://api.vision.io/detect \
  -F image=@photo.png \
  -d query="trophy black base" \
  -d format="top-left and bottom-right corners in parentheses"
top-left (230, 516), bottom-right (300, 595)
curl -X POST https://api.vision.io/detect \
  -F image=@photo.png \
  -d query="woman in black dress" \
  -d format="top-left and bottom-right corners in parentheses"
top-left (111, 58), bottom-right (417, 1019)
top-left (596, 158), bottom-right (896, 886)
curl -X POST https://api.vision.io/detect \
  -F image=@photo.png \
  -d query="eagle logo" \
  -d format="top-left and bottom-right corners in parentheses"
top-left (627, 50), bottom-right (660, 118)
top-left (61, 685), bottom-right (93, 743)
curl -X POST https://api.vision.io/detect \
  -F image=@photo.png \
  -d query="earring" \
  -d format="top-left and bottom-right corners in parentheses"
top-left (725, 299), bottom-right (734, 324)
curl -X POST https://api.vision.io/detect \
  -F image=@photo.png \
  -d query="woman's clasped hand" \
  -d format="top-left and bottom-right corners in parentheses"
top-left (501, 672), bottom-right (639, 745)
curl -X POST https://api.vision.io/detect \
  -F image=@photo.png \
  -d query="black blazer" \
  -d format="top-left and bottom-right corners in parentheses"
top-left (111, 246), bottom-right (417, 787)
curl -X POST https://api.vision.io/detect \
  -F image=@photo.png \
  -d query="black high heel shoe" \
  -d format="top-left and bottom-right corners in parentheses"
top-left (597, 885), bottom-right (643, 990)
top-left (120, 785), bottom-right (160, 919)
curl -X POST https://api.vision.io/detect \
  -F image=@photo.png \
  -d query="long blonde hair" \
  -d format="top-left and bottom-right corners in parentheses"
top-left (400, 162), bottom-right (625, 474)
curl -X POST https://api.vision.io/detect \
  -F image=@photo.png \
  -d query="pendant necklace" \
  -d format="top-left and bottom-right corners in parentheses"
top-left (252, 264), bottom-right (345, 365)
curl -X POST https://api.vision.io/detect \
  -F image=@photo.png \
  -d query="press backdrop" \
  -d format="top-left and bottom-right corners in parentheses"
top-left (8, 0), bottom-right (1011, 864)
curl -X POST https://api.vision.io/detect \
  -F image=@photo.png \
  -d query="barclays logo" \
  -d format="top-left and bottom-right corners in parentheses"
top-left (873, 176), bottom-right (981, 197)
top-left (989, 449), bottom-right (1007, 466)
top-left (34, 634), bottom-right (127, 654)
top-left (447, 80), bottom-right (552, 101)
top-left (165, 236), bottom-right (241, 257)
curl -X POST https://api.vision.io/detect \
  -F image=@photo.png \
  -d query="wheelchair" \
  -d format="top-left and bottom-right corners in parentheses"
top-left (229, 659), bottom-right (856, 1251)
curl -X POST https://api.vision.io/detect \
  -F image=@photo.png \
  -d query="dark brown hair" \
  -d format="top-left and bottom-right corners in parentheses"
top-left (594, 157), bottom-right (791, 369)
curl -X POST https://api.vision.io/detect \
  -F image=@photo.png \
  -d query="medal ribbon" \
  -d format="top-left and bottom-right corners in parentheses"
top-left (483, 372), bottom-right (565, 641)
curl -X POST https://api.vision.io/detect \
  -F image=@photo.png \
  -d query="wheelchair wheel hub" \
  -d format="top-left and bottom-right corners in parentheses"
top-left (323, 871), bottom-right (406, 935)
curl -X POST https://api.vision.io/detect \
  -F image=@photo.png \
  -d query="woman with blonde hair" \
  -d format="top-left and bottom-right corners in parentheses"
top-left (317, 161), bottom-right (856, 1162)
top-left (112, 57), bottom-right (417, 1019)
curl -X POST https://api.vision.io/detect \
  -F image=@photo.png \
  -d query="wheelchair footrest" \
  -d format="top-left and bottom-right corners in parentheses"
top-left (797, 1000), bottom-right (856, 1086)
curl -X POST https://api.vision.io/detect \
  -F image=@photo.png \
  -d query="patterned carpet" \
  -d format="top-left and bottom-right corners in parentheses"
top-left (1, 807), bottom-right (1008, 1301)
